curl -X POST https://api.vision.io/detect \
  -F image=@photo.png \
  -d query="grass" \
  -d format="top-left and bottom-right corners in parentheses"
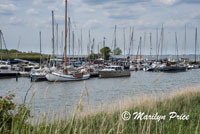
top-left (1, 85), bottom-right (200, 133)
top-left (0, 49), bottom-right (49, 63)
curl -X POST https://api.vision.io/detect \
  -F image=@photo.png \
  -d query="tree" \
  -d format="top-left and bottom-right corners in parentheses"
top-left (113, 47), bottom-right (122, 55)
top-left (100, 47), bottom-right (111, 60)
top-left (87, 53), bottom-right (100, 61)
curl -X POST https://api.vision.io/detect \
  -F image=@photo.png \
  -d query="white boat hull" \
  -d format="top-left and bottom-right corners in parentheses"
top-left (46, 72), bottom-right (90, 82)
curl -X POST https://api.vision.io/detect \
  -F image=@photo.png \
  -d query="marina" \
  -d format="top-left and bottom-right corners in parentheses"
top-left (1, 0), bottom-right (200, 133)
top-left (1, 68), bottom-right (200, 114)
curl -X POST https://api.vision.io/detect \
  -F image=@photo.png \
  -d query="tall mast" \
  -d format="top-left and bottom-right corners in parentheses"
top-left (131, 27), bottom-right (134, 56)
top-left (52, 10), bottom-right (55, 58)
top-left (0, 30), bottom-right (2, 61)
top-left (81, 29), bottom-right (83, 61)
top-left (103, 37), bottom-right (106, 61)
top-left (143, 32), bottom-right (146, 55)
top-left (64, 0), bottom-right (67, 68)
top-left (150, 32), bottom-right (152, 58)
top-left (160, 25), bottom-right (164, 59)
top-left (123, 28), bottom-right (126, 59)
top-left (72, 31), bottom-right (75, 58)
top-left (114, 25), bottom-right (117, 54)
top-left (56, 24), bottom-right (58, 56)
top-left (140, 37), bottom-right (142, 61)
top-left (88, 30), bottom-right (91, 55)
top-left (128, 27), bottom-right (132, 56)
top-left (156, 28), bottom-right (158, 61)
top-left (175, 32), bottom-right (179, 62)
top-left (78, 39), bottom-right (80, 59)
top-left (136, 37), bottom-right (142, 60)
top-left (39, 31), bottom-right (42, 68)
top-left (61, 31), bottom-right (63, 55)
top-left (91, 38), bottom-right (95, 60)
top-left (184, 25), bottom-right (187, 56)
top-left (68, 17), bottom-right (71, 63)
top-left (195, 28), bottom-right (198, 63)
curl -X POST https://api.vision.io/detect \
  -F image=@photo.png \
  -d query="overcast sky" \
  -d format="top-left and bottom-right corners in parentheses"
top-left (0, 0), bottom-right (200, 55)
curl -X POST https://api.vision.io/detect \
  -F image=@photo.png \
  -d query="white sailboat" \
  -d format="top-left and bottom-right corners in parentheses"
top-left (46, 0), bottom-right (90, 82)
top-left (46, 71), bottom-right (90, 82)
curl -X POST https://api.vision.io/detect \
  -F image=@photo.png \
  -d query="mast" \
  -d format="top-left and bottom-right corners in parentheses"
top-left (114, 25), bottom-right (117, 54)
top-left (88, 30), bottom-right (91, 55)
top-left (160, 25), bottom-right (164, 59)
top-left (61, 31), bottom-right (63, 55)
top-left (0, 30), bottom-right (2, 61)
top-left (139, 37), bottom-right (142, 61)
top-left (175, 32), bottom-right (179, 62)
top-left (91, 38), bottom-right (94, 54)
top-left (156, 28), bottom-right (158, 61)
top-left (56, 24), bottom-right (58, 56)
top-left (150, 32), bottom-right (152, 59)
top-left (39, 31), bottom-right (42, 68)
top-left (103, 37), bottom-right (106, 61)
top-left (81, 29), bottom-right (83, 61)
top-left (78, 39), bottom-right (80, 60)
top-left (68, 17), bottom-right (71, 64)
top-left (136, 37), bottom-right (142, 61)
top-left (143, 32), bottom-right (146, 55)
top-left (128, 27), bottom-right (131, 56)
top-left (123, 28), bottom-right (126, 59)
top-left (64, 0), bottom-right (67, 70)
top-left (0, 30), bottom-right (9, 61)
top-left (184, 25), bottom-right (187, 56)
top-left (91, 38), bottom-right (95, 60)
top-left (72, 31), bottom-right (75, 59)
top-left (15, 36), bottom-right (21, 58)
top-left (195, 28), bottom-right (198, 63)
top-left (52, 10), bottom-right (55, 58)
top-left (131, 27), bottom-right (134, 56)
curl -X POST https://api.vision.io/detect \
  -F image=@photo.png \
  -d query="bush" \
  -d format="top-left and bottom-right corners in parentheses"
top-left (0, 94), bottom-right (30, 133)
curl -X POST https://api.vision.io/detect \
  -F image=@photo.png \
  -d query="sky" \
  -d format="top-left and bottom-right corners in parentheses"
top-left (0, 0), bottom-right (200, 55)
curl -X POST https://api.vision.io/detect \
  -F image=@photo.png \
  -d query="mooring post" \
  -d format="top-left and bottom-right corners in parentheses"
top-left (16, 73), bottom-right (18, 82)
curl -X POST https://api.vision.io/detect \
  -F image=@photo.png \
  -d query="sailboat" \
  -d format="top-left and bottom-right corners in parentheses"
top-left (162, 32), bottom-right (187, 72)
top-left (46, 0), bottom-right (90, 82)
top-left (30, 31), bottom-right (49, 81)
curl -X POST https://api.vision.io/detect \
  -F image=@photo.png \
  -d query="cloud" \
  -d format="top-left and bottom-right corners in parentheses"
top-left (47, 5), bottom-right (59, 11)
top-left (0, 3), bottom-right (17, 15)
top-left (83, 19), bottom-right (102, 29)
top-left (108, 13), bottom-right (139, 20)
top-left (32, 0), bottom-right (56, 5)
top-left (47, 14), bottom-right (65, 25)
top-left (26, 8), bottom-right (39, 15)
top-left (76, 6), bottom-right (95, 13)
top-left (8, 16), bottom-right (24, 25)
top-left (156, 0), bottom-right (179, 5)
top-left (180, 0), bottom-right (200, 4)
top-left (83, 0), bottom-right (150, 5)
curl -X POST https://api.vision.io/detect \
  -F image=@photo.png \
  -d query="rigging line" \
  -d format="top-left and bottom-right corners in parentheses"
top-left (1, 31), bottom-right (10, 60)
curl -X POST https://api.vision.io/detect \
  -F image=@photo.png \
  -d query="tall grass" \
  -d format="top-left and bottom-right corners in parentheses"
top-left (1, 84), bottom-right (200, 133)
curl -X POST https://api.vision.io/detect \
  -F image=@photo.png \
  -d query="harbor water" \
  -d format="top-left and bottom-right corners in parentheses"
top-left (0, 69), bottom-right (200, 115)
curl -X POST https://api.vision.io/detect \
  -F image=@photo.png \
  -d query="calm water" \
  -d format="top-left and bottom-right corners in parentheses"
top-left (0, 69), bottom-right (200, 114)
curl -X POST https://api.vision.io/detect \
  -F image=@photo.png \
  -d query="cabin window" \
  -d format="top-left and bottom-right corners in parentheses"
top-left (0, 67), bottom-right (9, 70)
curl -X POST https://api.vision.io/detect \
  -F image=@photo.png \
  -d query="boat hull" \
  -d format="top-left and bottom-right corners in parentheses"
top-left (99, 70), bottom-right (130, 78)
top-left (0, 72), bottom-right (19, 78)
top-left (162, 66), bottom-right (187, 72)
top-left (31, 74), bottom-right (47, 82)
top-left (46, 72), bottom-right (90, 82)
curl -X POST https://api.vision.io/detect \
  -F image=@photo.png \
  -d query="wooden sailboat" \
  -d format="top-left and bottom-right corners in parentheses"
top-left (46, 0), bottom-right (90, 82)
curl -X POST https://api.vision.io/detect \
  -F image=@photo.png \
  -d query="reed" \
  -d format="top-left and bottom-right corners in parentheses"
top-left (1, 84), bottom-right (200, 133)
